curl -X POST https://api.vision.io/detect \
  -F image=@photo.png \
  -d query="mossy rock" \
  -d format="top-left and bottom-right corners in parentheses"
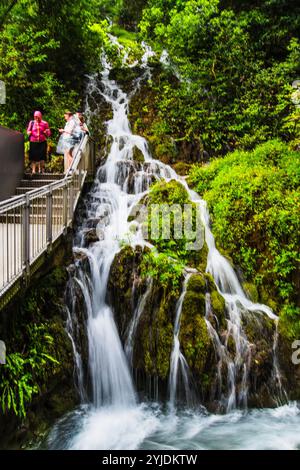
top-left (109, 66), bottom-right (143, 93)
top-left (134, 283), bottom-right (176, 380)
top-left (187, 274), bottom-right (206, 293)
top-left (148, 179), bottom-right (190, 206)
top-left (132, 146), bottom-right (145, 163)
top-left (210, 290), bottom-right (226, 320)
top-left (258, 286), bottom-right (279, 314)
top-left (127, 198), bottom-right (148, 223)
top-left (196, 242), bottom-right (208, 273)
top-left (204, 272), bottom-right (216, 291)
top-left (243, 282), bottom-right (259, 303)
top-left (179, 294), bottom-right (211, 375)
top-left (172, 162), bottom-right (191, 176)
top-left (182, 290), bottom-right (206, 320)
top-left (242, 311), bottom-right (274, 344)
top-left (107, 245), bottom-right (150, 339)
top-left (155, 306), bottom-right (174, 379)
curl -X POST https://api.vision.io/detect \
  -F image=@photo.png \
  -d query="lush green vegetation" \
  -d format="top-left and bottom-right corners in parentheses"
top-left (136, 0), bottom-right (300, 158)
top-left (2, 0), bottom-right (298, 159)
top-left (189, 140), bottom-right (300, 337)
top-left (0, 0), bottom-right (113, 138)
top-left (0, 267), bottom-right (74, 420)
top-left (0, 328), bottom-right (58, 418)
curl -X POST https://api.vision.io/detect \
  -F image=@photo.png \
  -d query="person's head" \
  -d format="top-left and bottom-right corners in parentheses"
top-left (64, 111), bottom-right (73, 121)
top-left (76, 110), bottom-right (83, 119)
top-left (34, 111), bottom-right (42, 122)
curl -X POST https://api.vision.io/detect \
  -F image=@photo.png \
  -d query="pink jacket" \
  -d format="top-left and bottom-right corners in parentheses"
top-left (27, 120), bottom-right (51, 142)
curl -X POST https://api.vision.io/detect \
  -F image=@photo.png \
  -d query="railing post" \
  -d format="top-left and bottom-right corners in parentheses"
top-left (78, 168), bottom-right (83, 189)
top-left (22, 194), bottom-right (30, 280)
top-left (91, 139), bottom-right (96, 177)
top-left (63, 184), bottom-right (68, 233)
top-left (46, 189), bottom-right (53, 251)
top-left (69, 179), bottom-right (74, 222)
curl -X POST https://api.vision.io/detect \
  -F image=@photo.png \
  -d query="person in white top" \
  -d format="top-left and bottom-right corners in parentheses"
top-left (58, 111), bottom-right (77, 173)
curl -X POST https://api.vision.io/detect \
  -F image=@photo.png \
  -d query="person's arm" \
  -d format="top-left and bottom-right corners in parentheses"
top-left (27, 121), bottom-right (33, 135)
top-left (44, 122), bottom-right (51, 137)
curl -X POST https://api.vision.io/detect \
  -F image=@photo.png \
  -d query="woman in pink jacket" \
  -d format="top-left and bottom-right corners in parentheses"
top-left (27, 111), bottom-right (51, 174)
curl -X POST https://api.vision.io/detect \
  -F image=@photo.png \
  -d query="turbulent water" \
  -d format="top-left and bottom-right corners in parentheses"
top-left (45, 403), bottom-right (300, 450)
top-left (44, 43), bottom-right (300, 450)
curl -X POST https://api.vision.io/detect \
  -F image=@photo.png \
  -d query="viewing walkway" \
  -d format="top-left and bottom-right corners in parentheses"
top-left (0, 135), bottom-right (96, 310)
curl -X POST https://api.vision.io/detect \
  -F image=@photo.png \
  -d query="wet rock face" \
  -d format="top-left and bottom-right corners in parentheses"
top-left (82, 228), bottom-right (99, 246)
top-left (179, 275), bottom-right (214, 388)
top-left (242, 313), bottom-right (276, 407)
top-left (107, 246), bottom-right (297, 409)
top-left (112, 160), bottom-right (157, 194)
top-left (107, 245), bottom-right (149, 339)
top-left (85, 217), bottom-right (101, 229)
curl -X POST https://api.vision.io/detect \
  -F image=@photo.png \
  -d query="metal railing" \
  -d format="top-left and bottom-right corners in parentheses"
top-left (0, 135), bottom-right (95, 300)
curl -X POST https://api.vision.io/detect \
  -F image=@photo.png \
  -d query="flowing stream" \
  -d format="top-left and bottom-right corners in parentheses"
top-left (44, 45), bottom-right (300, 450)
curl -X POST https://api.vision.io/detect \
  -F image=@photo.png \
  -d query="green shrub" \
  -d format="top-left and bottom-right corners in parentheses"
top-left (0, 326), bottom-right (59, 418)
top-left (141, 251), bottom-right (183, 295)
top-left (189, 140), bottom-right (300, 332)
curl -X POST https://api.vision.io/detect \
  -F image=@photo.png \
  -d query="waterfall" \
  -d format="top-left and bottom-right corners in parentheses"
top-left (175, 189), bottom-right (284, 410)
top-left (67, 40), bottom-right (284, 416)
top-left (125, 277), bottom-right (153, 365)
top-left (67, 44), bottom-right (175, 411)
top-left (169, 274), bottom-right (193, 408)
top-left (41, 38), bottom-right (299, 451)
top-left (272, 319), bottom-right (288, 404)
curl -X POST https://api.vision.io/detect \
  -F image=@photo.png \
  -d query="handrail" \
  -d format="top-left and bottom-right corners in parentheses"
top-left (0, 135), bottom-right (95, 303)
top-left (65, 134), bottom-right (88, 178)
top-left (0, 134), bottom-right (87, 213)
top-left (0, 177), bottom-right (72, 213)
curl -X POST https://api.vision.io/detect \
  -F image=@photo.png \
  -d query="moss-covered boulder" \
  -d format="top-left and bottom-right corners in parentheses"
top-left (243, 282), bottom-right (259, 303)
top-left (107, 245), bottom-right (149, 339)
top-left (107, 222), bottom-right (298, 408)
top-left (107, 246), bottom-right (180, 392)
top-left (172, 162), bottom-right (191, 176)
top-left (178, 274), bottom-right (217, 401)
top-left (132, 146), bottom-right (145, 163)
top-left (135, 285), bottom-right (175, 380)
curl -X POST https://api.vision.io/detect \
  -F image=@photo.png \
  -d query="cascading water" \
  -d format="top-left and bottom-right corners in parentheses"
top-left (169, 273), bottom-right (194, 408)
top-left (125, 278), bottom-right (153, 365)
top-left (64, 45), bottom-right (173, 412)
top-left (44, 42), bottom-right (300, 451)
top-left (177, 190), bottom-right (283, 410)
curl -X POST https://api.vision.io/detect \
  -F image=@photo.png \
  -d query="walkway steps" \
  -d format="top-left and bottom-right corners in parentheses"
top-left (15, 173), bottom-right (63, 193)
top-left (22, 173), bottom-right (62, 180)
